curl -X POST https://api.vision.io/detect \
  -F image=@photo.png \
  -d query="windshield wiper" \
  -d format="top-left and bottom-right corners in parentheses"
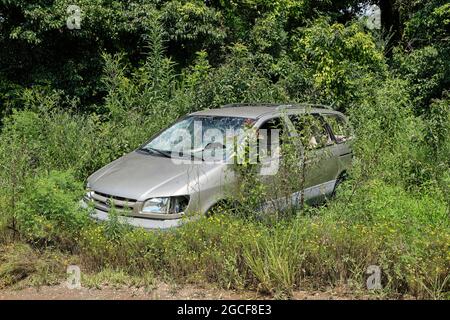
top-left (140, 147), bottom-right (205, 161)
top-left (139, 147), bottom-right (172, 158)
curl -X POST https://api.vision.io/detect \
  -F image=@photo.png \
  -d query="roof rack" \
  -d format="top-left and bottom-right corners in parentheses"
top-left (276, 103), bottom-right (334, 111)
top-left (220, 102), bottom-right (335, 113)
top-left (221, 102), bottom-right (334, 110)
top-left (221, 103), bottom-right (280, 108)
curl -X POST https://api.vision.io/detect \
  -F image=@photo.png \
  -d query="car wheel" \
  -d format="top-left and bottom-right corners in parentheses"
top-left (206, 200), bottom-right (236, 217)
top-left (331, 173), bottom-right (347, 199)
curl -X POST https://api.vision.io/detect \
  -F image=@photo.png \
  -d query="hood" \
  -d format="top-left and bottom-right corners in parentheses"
top-left (88, 151), bottom-right (221, 201)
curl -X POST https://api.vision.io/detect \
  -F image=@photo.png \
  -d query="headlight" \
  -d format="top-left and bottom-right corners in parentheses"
top-left (141, 196), bottom-right (189, 214)
top-left (85, 182), bottom-right (92, 198)
top-left (142, 198), bottom-right (170, 214)
top-left (84, 188), bottom-right (93, 200)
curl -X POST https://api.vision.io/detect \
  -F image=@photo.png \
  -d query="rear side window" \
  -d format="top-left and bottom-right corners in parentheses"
top-left (289, 114), bottom-right (333, 149)
top-left (258, 117), bottom-right (284, 157)
top-left (323, 114), bottom-right (352, 143)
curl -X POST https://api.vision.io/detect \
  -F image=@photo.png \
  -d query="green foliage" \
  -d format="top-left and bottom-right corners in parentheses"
top-left (81, 268), bottom-right (155, 290)
top-left (403, 0), bottom-right (450, 48)
top-left (229, 125), bottom-right (267, 220)
top-left (0, 98), bottom-right (100, 179)
top-left (0, 243), bottom-right (67, 289)
top-left (392, 0), bottom-right (450, 114)
top-left (291, 19), bottom-right (387, 110)
top-left (348, 77), bottom-right (416, 184)
top-left (76, 182), bottom-right (449, 298)
top-left (15, 171), bottom-right (89, 244)
top-left (327, 179), bottom-right (448, 227)
top-left (408, 95), bottom-right (450, 194)
top-left (190, 44), bottom-right (288, 109)
top-left (314, 180), bottom-right (449, 297)
top-left (209, 0), bottom-right (364, 41)
top-left (0, 1), bottom-right (163, 104)
top-left (393, 46), bottom-right (450, 114)
top-left (0, 76), bottom-right (23, 118)
top-left (0, 0), bottom-right (373, 110)
top-left (250, 12), bottom-right (287, 58)
top-left (242, 221), bottom-right (304, 294)
top-left (162, 0), bottom-right (226, 65)
top-left (424, 95), bottom-right (450, 164)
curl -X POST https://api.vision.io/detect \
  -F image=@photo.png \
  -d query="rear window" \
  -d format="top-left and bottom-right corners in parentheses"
top-left (323, 114), bottom-right (352, 143)
top-left (289, 114), bottom-right (333, 149)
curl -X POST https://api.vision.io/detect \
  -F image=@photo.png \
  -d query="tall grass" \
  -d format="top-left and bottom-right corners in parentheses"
top-left (72, 182), bottom-right (448, 298)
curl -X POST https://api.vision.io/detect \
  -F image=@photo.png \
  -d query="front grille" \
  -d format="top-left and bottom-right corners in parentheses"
top-left (89, 191), bottom-right (137, 214)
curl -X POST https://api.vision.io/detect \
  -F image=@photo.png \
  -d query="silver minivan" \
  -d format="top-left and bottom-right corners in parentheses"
top-left (82, 103), bottom-right (353, 229)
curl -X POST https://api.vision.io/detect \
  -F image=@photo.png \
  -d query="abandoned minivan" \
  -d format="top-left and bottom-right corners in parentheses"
top-left (82, 103), bottom-right (353, 229)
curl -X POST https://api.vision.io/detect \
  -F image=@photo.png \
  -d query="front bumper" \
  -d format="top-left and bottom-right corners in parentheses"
top-left (80, 200), bottom-right (185, 230)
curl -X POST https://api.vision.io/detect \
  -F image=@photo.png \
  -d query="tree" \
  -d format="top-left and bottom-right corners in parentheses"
top-left (378, 0), bottom-right (401, 46)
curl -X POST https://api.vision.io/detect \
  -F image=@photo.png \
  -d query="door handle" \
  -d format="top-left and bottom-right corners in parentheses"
top-left (339, 152), bottom-right (352, 157)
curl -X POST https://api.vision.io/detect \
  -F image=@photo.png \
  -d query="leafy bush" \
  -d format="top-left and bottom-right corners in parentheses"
top-left (162, 0), bottom-right (227, 64)
top-left (393, 46), bottom-right (450, 114)
top-left (347, 77), bottom-right (418, 185)
top-left (291, 19), bottom-right (387, 110)
top-left (190, 44), bottom-right (288, 109)
top-left (15, 171), bottom-right (89, 245)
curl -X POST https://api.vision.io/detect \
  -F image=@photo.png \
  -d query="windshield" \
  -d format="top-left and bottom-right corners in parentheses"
top-left (141, 116), bottom-right (253, 160)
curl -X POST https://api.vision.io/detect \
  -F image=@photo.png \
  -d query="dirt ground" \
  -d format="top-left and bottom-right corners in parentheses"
top-left (0, 282), bottom-right (366, 300)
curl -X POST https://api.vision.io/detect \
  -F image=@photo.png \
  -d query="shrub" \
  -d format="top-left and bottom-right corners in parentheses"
top-left (0, 98), bottom-right (102, 179)
top-left (78, 215), bottom-right (256, 289)
top-left (291, 19), bottom-right (387, 110)
top-left (347, 77), bottom-right (418, 185)
top-left (190, 44), bottom-right (288, 109)
top-left (15, 170), bottom-right (89, 245)
top-left (393, 46), bottom-right (450, 114)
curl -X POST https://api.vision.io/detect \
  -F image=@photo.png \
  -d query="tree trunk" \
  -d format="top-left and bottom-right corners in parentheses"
top-left (379, 0), bottom-right (402, 49)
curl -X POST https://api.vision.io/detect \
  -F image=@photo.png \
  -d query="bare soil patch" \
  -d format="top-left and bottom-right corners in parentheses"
top-left (0, 282), bottom-right (370, 300)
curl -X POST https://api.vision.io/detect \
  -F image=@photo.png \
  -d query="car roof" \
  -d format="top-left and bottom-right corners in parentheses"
top-left (190, 103), bottom-right (344, 119)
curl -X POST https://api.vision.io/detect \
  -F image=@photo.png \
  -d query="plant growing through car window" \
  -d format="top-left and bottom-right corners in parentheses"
top-left (227, 111), bottom-right (334, 223)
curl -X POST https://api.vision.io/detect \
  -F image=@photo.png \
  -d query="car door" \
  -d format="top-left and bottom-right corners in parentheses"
top-left (256, 116), bottom-right (285, 177)
top-left (288, 113), bottom-right (340, 202)
top-left (321, 113), bottom-right (354, 175)
top-left (256, 115), bottom-right (299, 210)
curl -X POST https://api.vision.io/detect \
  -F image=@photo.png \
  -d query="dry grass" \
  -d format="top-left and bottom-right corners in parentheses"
top-left (0, 243), bottom-right (68, 289)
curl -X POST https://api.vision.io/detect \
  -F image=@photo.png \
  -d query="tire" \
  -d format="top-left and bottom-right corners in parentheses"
top-left (206, 204), bottom-right (221, 217)
top-left (331, 172), bottom-right (347, 199)
top-left (206, 200), bottom-right (234, 217)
